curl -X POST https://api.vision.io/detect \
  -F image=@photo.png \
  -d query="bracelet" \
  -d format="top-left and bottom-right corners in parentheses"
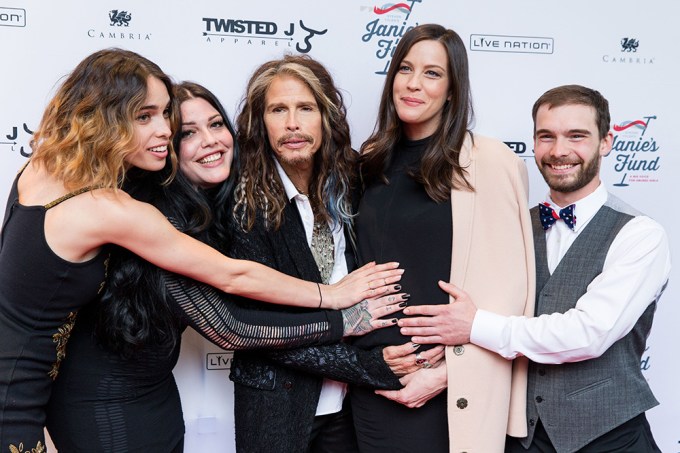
top-left (316, 282), bottom-right (323, 308)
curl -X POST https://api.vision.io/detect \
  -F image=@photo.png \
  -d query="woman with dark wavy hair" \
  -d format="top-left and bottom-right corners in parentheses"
top-left (44, 81), bottom-right (406, 452)
top-left (0, 49), bottom-right (402, 453)
top-left (352, 24), bottom-right (535, 452)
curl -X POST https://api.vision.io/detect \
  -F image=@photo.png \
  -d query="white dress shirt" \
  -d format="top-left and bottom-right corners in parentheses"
top-left (471, 183), bottom-right (671, 364)
top-left (275, 160), bottom-right (348, 415)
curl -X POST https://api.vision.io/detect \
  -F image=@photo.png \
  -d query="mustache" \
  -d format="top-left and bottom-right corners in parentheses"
top-left (277, 133), bottom-right (315, 147)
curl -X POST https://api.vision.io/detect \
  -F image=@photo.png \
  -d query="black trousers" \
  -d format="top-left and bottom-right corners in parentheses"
top-left (308, 397), bottom-right (359, 453)
top-left (505, 413), bottom-right (661, 453)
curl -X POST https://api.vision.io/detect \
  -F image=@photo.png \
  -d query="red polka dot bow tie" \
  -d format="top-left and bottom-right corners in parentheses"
top-left (538, 203), bottom-right (576, 230)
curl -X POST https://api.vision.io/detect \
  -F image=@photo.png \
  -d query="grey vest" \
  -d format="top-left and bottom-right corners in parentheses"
top-left (525, 195), bottom-right (659, 453)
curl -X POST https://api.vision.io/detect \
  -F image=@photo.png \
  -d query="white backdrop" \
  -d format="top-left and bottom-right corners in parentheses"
top-left (1, 1), bottom-right (678, 452)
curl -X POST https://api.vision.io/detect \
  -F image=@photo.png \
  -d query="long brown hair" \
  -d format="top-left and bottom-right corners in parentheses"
top-left (31, 48), bottom-right (178, 190)
top-left (234, 55), bottom-right (356, 231)
top-left (360, 24), bottom-right (474, 200)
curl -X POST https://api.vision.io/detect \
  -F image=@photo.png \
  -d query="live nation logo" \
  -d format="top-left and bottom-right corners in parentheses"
top-left (608, 115), bottom-right (660, 187)
top-left (201, 16), bottom-right (327, 53)
top-left (359, 0), bottom-right (422, 75)
top-left (0, 7), bottom-right (25, 27)
top-left (206, 351), bottom-right (234, 370)
top-left (470, 34), bottom-right (553, 54)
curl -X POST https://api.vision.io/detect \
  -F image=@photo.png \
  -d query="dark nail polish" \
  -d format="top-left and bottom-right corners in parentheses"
top-left (391, 319), bottom-right (398, 324)
top-left (398, 302), bottom-right (407, 308)
top-left (402, 293), bottom-right (411, 300)
top-left (394, 285), bottom-right (402, 291)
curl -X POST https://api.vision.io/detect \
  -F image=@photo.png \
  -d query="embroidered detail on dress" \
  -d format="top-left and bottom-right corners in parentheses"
top-left (8, 441), bottom-right (46, 453)
top-left (48, 311), bottom-right (77, 380)
top-left (97, 253), bottom-right (111, 294)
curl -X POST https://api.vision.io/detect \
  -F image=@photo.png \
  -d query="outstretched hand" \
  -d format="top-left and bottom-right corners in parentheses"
top-left (326, 262), bottom-right (404, 309)
top-left (341, 291), bottom-right (409, 337)
top-left (398, 281), bottom-right (477, 345)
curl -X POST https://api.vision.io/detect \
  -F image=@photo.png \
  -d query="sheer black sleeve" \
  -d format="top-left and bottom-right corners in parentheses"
top-left (263, 343), bottom-right (402, 390)
top-left (164, 273), bottom-right (344, 350)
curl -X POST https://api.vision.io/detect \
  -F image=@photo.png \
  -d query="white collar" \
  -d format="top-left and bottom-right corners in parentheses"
top-left (274, 158), bottom-right (306, 202)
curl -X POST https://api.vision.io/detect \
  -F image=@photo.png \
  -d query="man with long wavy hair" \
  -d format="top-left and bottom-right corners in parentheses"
top-left (227, 55), bottom-right (416, 453)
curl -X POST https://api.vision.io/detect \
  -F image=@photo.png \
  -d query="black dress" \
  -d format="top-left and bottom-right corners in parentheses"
top-left (352, 137), bottom-right (452, 452)
top-left (45, 230), bottom-right (349, 452)
top-left (0, 174), bottom-right (107, 453)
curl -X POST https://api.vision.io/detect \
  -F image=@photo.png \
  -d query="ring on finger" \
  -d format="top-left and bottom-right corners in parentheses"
top-left (415, 352), bottom-right (432, 368)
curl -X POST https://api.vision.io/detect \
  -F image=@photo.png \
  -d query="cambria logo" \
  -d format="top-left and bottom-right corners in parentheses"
top-left (620, 38), bottom-right (638, 53)
top-left (88, 9), bottom-right (151, 41)
top-left (109, 10), bottom-right (131, 27)
top-left (602, 37), bottom-right (653, 64)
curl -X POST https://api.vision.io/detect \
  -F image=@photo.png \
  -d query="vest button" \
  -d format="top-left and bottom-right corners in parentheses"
top-left (456, 398), bottom-right (468, 409)
top-left (283, 381), bottom-right (293, 390)
top-left (529, 418), bottom-right (535, 426)
top-left (538, 369), bottom-right (546, 376)
top-left (453, 345), bottom-right (465, 356)
top-left (535, 396), bottom-right (543, 403)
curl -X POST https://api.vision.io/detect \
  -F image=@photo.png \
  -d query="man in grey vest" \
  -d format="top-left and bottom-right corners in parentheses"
top-left (392, 84), bottom-right (671, 452)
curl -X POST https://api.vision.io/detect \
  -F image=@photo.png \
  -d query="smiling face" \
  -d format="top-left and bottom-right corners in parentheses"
top-left (534, 103), bottom-right (613, 205)
top-left (392, 39), bottom-right (451, 140)
top-left (263, 75), bottom-right (323, 180)
top-left (178, 97), bottom-right (233, 189)
top-left (125, 76), bottom-right (172, 171)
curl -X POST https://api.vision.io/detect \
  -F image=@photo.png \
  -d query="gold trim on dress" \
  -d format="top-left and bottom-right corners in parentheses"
top-left (48, 311), bottom-right (77, 380)
top-left (8, 441), bottom-right (45, 453)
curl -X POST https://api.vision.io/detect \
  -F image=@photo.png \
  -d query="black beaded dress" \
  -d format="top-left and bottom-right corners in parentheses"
top-left (352, 136), bottom-right (452, 452)
top-left (0, 173), bottom-right (107, 453)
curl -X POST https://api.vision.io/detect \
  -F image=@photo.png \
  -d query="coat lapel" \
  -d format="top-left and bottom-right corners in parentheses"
top-left (280, 201), bottom-right (323, 283)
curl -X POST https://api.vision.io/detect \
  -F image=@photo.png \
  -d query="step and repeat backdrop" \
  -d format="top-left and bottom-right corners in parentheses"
top-left (1, 1), bottom-right (678, 451)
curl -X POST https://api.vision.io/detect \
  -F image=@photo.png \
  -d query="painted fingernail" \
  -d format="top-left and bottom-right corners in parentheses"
top-left (392, 319), bottom-right (398, 324)
top-left (394, 285), bottom-right (402, 291)
top-left (412, 343), bottom-right (420, 348)
top-left (398, 302), bottom-right (407, 308)
top-left (403, 293), bottom-right (411, 300)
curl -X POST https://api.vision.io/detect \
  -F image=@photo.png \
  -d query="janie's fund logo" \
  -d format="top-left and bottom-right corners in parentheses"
top-left (360, 0), bottom-right (422, 75)
top-left (609, 115), bottom-right (660, 186)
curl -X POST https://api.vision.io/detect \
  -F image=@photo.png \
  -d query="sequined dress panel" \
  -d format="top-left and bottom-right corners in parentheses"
top-left (0, 174), bottom-right (106, 452)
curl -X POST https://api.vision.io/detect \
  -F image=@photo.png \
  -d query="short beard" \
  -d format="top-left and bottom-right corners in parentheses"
top-left (539, 155), bottom-right (601, 194)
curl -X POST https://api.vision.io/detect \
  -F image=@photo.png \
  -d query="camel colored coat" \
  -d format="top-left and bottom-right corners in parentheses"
top-left (446, 134), bottom-right (536, 452)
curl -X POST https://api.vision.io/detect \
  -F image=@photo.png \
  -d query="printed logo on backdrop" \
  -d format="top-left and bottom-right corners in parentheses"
top-left (0, 7), bottom-right (25, 27)
top-left (359, 1), bottom-right (422, 75)
top-left (87, 9), bottom-right (152, 41)
top-left (470, 34), bottom-right (553, 54)
top-left (201, 16), bottom-right (327, 53)
top-left (602, 37), bottom-right (654, 64)
top-left (206, 352), bottom-right (234, 370)
top-left (1, 122), bottom-right (33, 158)
top-left (504, 141), bottom-right (533, 162)
top-left (608, 115), bottom-right (660, 187)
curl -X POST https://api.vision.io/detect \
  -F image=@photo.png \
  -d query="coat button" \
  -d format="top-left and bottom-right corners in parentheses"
top-left (456, 398), bottom-right (468, 409)
top-left (453, 345), bottom-right (465, 356)
top-left (535, 396), bottom-right (543, 403)
top-left (283, 381), bottom-right (293, 390)
top-left (529, 418), bottom-right (535, 426)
